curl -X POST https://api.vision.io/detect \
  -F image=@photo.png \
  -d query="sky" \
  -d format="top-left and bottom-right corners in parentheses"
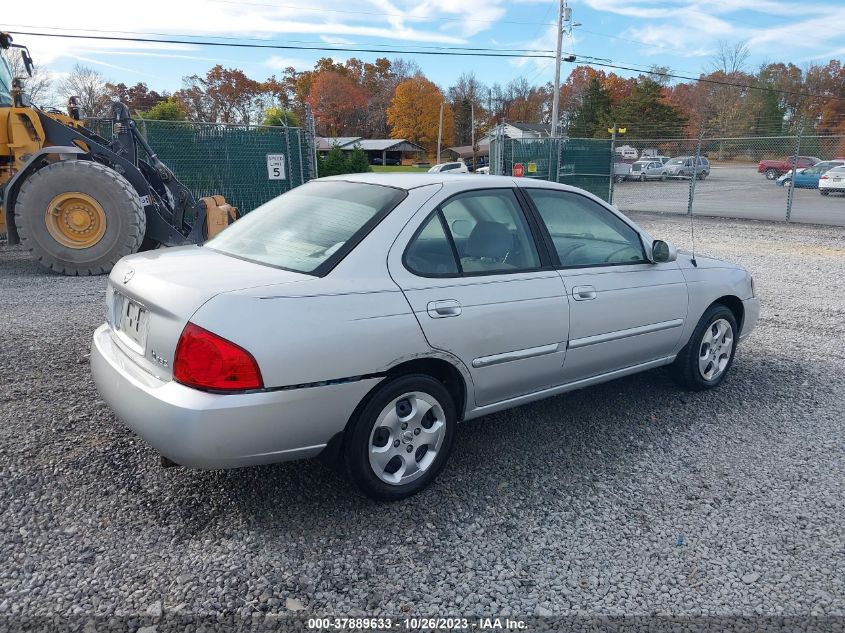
top-left (3, 0), bottom-right (845, 98)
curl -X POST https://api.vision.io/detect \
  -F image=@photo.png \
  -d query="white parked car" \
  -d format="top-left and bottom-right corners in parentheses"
top-left (475, 166), bottom-right (490, 175)
top-left (615, 146), bottom-right (638, 160)
top-left (428, 161), bottom-right (468, 174)
top-left (91, 174), bottom-right (759, 500)
top-left (819, 165), bottom-right (845, 195)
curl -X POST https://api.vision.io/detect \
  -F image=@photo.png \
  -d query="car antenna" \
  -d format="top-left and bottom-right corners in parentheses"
top-left (685, 129), bottom-right (705, 268)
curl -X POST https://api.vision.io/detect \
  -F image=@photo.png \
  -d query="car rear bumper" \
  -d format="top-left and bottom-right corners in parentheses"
top-left (90, 324), bottom-right (382, 469)
top-left (740, 297), bottom-right (761, 342)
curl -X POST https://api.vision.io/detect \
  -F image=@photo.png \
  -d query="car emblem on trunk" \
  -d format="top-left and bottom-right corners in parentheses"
top-left (123, 268), bottom-right (135, 284)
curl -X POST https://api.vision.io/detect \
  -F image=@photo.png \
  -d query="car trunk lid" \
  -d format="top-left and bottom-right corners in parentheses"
top-left (107, 246), bottom-right (311, 380)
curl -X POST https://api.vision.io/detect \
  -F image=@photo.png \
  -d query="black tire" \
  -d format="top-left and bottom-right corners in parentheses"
top-left (660, 172), bottom-right (667, 181)
top-left (639, 173), bottom-right (646, 182)
top-left (344, 374), bottom-right (457, 501)
top-left (671, 304), bottom-right (739, 391)
top-left (765, 168), bottom-right (778, 180)
top-left (820, 190), bottom-right (830, 196)
top-left (14, 160), bottom-right (145, 275)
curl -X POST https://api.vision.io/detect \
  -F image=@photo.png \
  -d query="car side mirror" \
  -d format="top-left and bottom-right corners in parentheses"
top-left (651, 239), bottom-right (677, 263)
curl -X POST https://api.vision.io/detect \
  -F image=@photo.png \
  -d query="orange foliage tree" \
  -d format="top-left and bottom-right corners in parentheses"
top-left (387, 76), bottom-right (454, 154)
top-left (305, 71), bottom-right (368, 136)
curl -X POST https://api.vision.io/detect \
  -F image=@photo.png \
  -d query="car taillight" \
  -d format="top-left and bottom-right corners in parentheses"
top-left (820, 175), bottom-right (829, 180)
top-left (173, 323), bottom-right (263, 391)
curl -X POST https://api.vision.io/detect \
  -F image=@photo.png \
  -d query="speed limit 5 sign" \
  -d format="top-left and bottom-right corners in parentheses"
top-left (267, 154), bottom-right (287, 180)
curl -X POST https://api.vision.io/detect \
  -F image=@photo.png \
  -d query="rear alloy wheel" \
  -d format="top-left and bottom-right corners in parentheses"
top-left (639, 173), bottom-right (646, 182)
top-left (660, 172), bottom-right (668, 181)
top-left (765, 168), bottom-right (778, 180)
top-left (14, 160), bottom-right (145, 275)
top-left (345, 374), bottom-right (456, 501)
top-left (671, 304), bottom-right (738, 391)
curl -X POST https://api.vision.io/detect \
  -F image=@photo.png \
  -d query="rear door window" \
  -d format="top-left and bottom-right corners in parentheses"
top-left (438, 189), bottom-right (541, 274)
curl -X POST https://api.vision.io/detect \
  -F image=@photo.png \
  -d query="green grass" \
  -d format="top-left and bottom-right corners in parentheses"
top-left (371, 165), bottom-right (430, 173)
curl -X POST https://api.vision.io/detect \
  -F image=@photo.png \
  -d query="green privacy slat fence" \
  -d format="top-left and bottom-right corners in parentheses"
top-left (490, 136), bottom-right (612, 202)
top-left (84, 119), bottom-right (315, 214)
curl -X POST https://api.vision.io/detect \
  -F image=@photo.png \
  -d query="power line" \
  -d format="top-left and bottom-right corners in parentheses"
top-left (7, 28), bottom-right (845, 104)
top-left (1, 24), bottom-right (558, 54)
top-left (5, 29), bottom-right (564, 58)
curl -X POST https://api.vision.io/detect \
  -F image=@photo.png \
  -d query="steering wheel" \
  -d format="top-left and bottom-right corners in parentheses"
top-left (604, 245), bottom-right (639, 263)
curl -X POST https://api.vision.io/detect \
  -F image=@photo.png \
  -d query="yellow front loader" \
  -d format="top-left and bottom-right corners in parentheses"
top-left (0, 33), bottom-right (236, 275)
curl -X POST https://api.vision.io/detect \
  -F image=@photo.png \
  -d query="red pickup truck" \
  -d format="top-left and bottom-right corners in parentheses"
top-left (758, 156), bottom-right (820, 180)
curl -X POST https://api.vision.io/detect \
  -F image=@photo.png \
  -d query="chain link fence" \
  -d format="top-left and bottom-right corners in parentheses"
top-left (85, 118), bottom-right (316, 214)
top-left (492, 130), bottom-right (845, 227)
top-left (490, 132), bottom-right (612, 201)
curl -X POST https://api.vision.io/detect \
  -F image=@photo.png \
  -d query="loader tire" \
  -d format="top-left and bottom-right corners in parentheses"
top-left (15, 160), bottom-right (146, 275)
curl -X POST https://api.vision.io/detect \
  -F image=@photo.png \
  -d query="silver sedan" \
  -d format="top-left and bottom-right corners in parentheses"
top-left (91, 174), bottom-right (760, 500)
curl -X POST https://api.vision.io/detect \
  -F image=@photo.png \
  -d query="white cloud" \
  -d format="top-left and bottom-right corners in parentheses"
top-left (577, 0), bottom-right (845, 71)
top-left (1, 0), bottom-right (507, 69)
top-left (263, 55), bottom-right (314, 72)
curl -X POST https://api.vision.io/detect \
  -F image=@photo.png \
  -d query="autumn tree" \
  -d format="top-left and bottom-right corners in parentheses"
top-left (305, 71), bottom-right (368, 136)
top-left (609, 78), bottom-right (687, 138)
top-left (387, 76), bottom-right (453, 153)
top-left (106, 82), bottom-right (165, 113)
top-left (174, 66), bottom-right (276, 125)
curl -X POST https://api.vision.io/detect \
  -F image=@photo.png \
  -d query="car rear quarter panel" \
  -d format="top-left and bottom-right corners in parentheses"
top-left (189, 282), bottom-right (436, 388)
top-left (187, 183), bottom-right (462, 390)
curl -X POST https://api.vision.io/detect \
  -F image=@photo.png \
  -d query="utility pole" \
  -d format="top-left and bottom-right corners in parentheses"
top-left (471, 101), bottom-right (476, 170)
top-left (437, 101), bottom-right (444, 164)
top-left (550, 0), bottom-right (573, 138)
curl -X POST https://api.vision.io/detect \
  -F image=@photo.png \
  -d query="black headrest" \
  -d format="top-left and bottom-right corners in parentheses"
top-left (465, 221), bottom-right (512, 260)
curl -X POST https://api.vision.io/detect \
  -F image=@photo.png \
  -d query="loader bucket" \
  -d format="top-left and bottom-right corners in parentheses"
top-left (202, 195), bottom-right (238, 240)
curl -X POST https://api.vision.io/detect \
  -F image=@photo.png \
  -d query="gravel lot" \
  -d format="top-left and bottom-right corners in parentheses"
top-left (1, 212), bottom-right (843, 623)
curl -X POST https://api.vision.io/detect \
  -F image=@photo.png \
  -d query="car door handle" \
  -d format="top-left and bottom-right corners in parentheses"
top-left (572, 285), bottom-right (597, 301)
top-left (427, 300), bottom-right (462, 318)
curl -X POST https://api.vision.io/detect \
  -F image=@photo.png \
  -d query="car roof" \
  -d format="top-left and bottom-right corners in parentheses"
top-left (317, 172), bottom-right (519, 190)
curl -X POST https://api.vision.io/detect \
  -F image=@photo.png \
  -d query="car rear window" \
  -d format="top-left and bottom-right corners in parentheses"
top-left (205, 181), bottom-right (406, 275)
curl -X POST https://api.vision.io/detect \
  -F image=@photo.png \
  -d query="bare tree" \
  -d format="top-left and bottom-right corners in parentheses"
top-left (59, 64), bottom-right (111, 118)
top-left (0, 49), bottom-right (51, 104)
top-left (712, 40), bottom-right (751, 75)
top-left (648, 65), bottom-right (672, 87)
top-left (389, 58), bottom-right (422, 82)
top-left (706, 41), bottom-right (754, 158)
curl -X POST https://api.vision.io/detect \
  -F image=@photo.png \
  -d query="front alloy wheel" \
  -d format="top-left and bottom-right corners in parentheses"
top-left (697, 318), bottom-right (734, 381)
top-left (671, 304), bottom-right (738, 391)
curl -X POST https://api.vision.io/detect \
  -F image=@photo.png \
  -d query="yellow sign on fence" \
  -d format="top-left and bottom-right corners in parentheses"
top-left (527, 162), bottom-right (538, 173)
